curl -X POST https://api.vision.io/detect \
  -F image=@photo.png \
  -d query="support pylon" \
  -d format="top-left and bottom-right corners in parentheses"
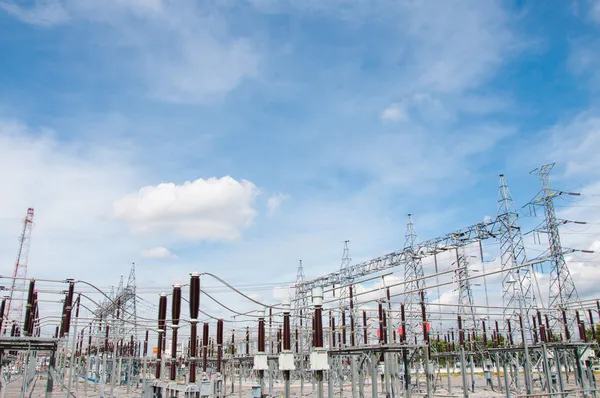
top-left (498, 174), bottom-right (535, 343)
top-left (403, 214), bottom-right (427, 344)
top-left (529, 163), bottom-right (581, 339)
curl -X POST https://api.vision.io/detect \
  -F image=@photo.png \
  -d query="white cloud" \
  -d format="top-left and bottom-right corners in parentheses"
top-left (380, 103), bottom-right (408, 123)
top-left (142, 246), bottom-right (177, 259)
top-left (0, 119), bottom-right (141, 287)
top-left (0, 1), bottom-right (259, 103)
top-left (266, 193), bottom-right (288, 216)
top-left (0, 0), bottom-right (69, 26)
top-left (112, 176), bottom-right (259, 241)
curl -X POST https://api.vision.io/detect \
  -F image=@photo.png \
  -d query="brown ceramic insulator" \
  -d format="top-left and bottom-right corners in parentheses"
top-left (400, 304), bottom-right (406, 343)
top-left (458, 316), bottom-right (464, 346)
top-left (349, 287), bottom-right (355, 346)
top-left (362, 311), bottom-right (368, 345)
top-left (202, 322), bottom-right (209, 372)
top-left (246, 327), bottom-right (250, 355)
top-left (23, 279), bottom-right (35, 336)
top-left (506, 319), bottom-right (514, 345)
top-left (63, 281), bottom-right (75, 336)
top-left (144, 330), bottom-right (149, 357)
top-left (258, 316), bottom-right (265, 353)
top-left (0, 299), bottom-right (6, 332)
top-left (341, 308), bottom-right (346, 346)
top-left (377, 302), bottom-right (383, 344)
top-left (283, 309), bottom-right (290, 351)
top-left (217, 319), bottom-right (224, 373)
top-left (330, 312), bottom-right (336, 347)
top-left (314, 306), bottom-right (323, 348)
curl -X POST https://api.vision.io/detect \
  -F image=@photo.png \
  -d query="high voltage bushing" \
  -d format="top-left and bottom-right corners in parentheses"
top-left (253, 308), bottom-right (268, 371)
top-left (216, 318), bottom-right (223, 373)
top-left (23, 279), bottom-right (35, 336)
top-left (60, 281), bottom-right (75, 338)
top-left (279, 297), bottom-right (295, 370)
top-left (310, 287), bottom-right (328, 370)
top-left (189, 272), bottom-right (200, 383)
top-left (155, 292), bottom-right (167, 379)
top-left (170, 284), bottom-right (182, 381)
top-left (0, 298), bottom-right (6, 332)
top-left (202, 322), bottom-right (209, 373)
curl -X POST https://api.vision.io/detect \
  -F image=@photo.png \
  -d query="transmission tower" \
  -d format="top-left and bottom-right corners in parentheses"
top-left (5, 208), bottom-right (34, 332)
top-left (529, 163), bottom-right (581, 338)
top-left (497, 174), bottom-right (535, 342)
top-left (455, 247), bottom-right (477, 334)
top-left (403, 214), bottom-right (427, 343)
top-left (125, 263), bottom-right (139, 341)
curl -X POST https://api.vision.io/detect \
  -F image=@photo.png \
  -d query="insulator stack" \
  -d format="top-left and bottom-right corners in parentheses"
top-left (400, 304), bottom-right (406, 343)
top-left (314, 295), bottom-right (323, 348)
top-left (482, 320), bottom-right (487, 345)
top-left (155, 293), bottom-right (167, 379)
top-left (330, 311), bottom-right (336, 347)
top-left (377, 302), bottom-right (383, 344)
top-left (0, 299), bottom-right (6, 333)
top-left (349, 287), bottom-right (355, 346)
top-left (532, 316), bottom-right (539, 343)
top-left (170, 284), bottom-right (182, 381)
top-left (246, 327), bottom-right (250, 355)
top-left (217, 319), bottom-right (224, 373)
top-left (269, 307), bottom-right (273, 354)
top-left (202, 322), bottom-right (209, 372)
top-left (538, 311), bottom-right (546, 343)
top-left (189, 272), bottom-right (200, 383)
top-left (144, 330), bottom-right (149, 357)
top-left (362, 311), bottom-right (368, 345)
top-left (507, 319), bottom-right (514, 345)
top-left (341, 308), bottom-right (347, 346)
top-left (23, 279), bottom-right (35, 336)
top-left (283, 304), bottom-right (291, 351)
top-left (258, 310), bottom-right (266, 352)
top-left (458, 316), bottom-right (464, 346)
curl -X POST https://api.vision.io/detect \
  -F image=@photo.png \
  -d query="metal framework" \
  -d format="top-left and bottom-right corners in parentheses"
top-left (529, 163), bottom-right (581, 338)
top-left (5, 208), bottom-right (35, 332)
top-left (403, 214), bottom-right (427, 343)
top-left (498, 174), bottom-right (535, 342)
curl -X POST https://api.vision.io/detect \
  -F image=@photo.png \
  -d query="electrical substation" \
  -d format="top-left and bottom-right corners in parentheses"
top-left (1, 163), bottom-right (600, 397)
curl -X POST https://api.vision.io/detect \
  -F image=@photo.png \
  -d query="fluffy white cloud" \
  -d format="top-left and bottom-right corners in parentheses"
top-left (112, 176), bottom-right (259, 241)
top-left (380, 103), bottom-right (408, 123)
top-left (142, 246), bottom-right (177, 259)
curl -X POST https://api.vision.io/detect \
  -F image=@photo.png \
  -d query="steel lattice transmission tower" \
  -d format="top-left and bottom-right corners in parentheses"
top-left (6, 208), bottom-right (35, 332)
top-left (292, 260), bottom-right (310, 353)
top-left (125, 263), bottom-right (139, 342)
top-left (455, 248), bottom-right (477, 333)
top-left (403, 214), bottom-right (427, 343)
top-left (498, 174), bottom-right (535, 342)
top-left (529, 163), bottom-right (581, 338)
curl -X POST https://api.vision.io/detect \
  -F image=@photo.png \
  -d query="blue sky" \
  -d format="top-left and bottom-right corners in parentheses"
top-left (2, 0), bottom-right (600, 322)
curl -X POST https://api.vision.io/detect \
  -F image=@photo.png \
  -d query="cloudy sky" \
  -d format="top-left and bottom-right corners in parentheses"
top-left (1, 0), bottom-right (600, 333)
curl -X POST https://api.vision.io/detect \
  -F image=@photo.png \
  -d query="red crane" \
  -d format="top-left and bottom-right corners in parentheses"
top-left (5, 208), bottom-right (35, 333)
